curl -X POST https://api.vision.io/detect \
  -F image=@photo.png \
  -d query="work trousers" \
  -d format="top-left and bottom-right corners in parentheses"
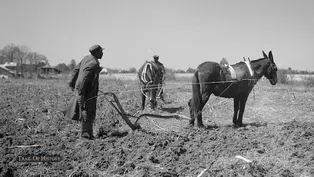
top-left (77, 92), bottom-right (97, 138)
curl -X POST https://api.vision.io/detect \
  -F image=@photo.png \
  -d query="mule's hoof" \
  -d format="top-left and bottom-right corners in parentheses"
top-left (197, 124), bottom-right (205, 128)
top-left (236, 123), bottom-right (243, 127)
top-left (232, 124), bottom-right (239, 128)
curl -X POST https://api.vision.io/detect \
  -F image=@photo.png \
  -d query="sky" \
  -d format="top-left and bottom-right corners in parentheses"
top-left (0, 0), bottom-right (313, 71)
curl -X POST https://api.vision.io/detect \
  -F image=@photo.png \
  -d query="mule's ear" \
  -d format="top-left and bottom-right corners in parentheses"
top-left (255, 64), bottom-right (263, 75)
top-left (248, 57), bottom-right (251, 62)
top-left (268, 51), bottom-right (274, 62)
top-left (262, 51), bottom-right (268, 58)
top-left (243, 57), bottom-right (246, 61)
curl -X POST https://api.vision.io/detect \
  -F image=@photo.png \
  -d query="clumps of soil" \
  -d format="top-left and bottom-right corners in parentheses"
top-left (97, 125), bottom-right (128, 139)
top-left (1, 80), bottom-right (314, 176)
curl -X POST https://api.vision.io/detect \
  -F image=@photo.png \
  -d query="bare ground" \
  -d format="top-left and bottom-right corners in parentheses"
top-left (0, 78), bottom-right (314, 177)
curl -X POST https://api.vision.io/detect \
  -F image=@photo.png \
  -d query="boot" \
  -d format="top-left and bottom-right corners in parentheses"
top-left (81, 119), bottom-right (94, 140)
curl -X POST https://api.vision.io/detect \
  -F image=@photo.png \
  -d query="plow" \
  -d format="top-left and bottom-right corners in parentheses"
top-left (98, 90), bottom-right (191, 131)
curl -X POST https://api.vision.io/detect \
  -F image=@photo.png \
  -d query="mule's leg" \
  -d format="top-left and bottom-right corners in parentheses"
top-left (188, 99), bottom-right (193, 118)
top-left (160, 89), bottom-right (165, 102)
top-left (158, 83), bottom-right (165, 102)
top-left (150, 99), bottom-right (157, 109)
top-left (149, 89), bottom-right (157, 109)
top-left (196, 93), bottom-right (210, 128)
top-left (191, 104), bottom-right (202, 127)
top-left (141, 91), bottom-right (146, 110)
top-left (237, 94), bottom-right (249, 126)
top-left (233, 96), bottom-right (240, 125)
top-left (189, 117), bottom-right (195, 126)
top-left (188, 99), bottom-right (196, 126)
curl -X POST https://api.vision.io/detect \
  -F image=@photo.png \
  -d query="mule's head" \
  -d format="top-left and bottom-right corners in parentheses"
top-left (262, 51), bottom-right (278, 85)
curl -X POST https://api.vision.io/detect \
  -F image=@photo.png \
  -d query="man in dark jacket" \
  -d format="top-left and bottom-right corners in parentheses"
top-left (152, 55), bottom-right (166, 102)
top-left (68, 44), bottom-right (104, 140)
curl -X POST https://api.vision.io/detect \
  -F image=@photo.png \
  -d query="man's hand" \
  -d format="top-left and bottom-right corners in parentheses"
top-left (78, 95), bottom-right (86, 110)
top-left (68, 82), bottom-right (75, 91)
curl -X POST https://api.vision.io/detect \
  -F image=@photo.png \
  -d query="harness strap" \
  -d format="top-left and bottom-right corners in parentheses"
top-left (244, 60), bottom-right (254, 76)
top-left (141, 62), bottom-right (152, 84)
top-left (227, 65), bottom-right (237, 79)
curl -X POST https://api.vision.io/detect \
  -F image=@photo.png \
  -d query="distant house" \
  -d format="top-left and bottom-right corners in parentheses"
top-left (38, 65), bottom-right (61, 75)
top-left (0, 62), bottom-right (17, 77)
top-left (2, 62), bottom-right (17, 71)
top-left (100, 67), bottom-right (108, 74)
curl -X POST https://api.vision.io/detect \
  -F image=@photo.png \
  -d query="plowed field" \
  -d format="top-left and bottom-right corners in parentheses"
top-left (1, 78), bottom-right (313, 177)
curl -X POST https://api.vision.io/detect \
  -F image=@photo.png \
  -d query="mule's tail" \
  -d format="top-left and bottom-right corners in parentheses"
top-left (191, 70), bottom-right (202, 118)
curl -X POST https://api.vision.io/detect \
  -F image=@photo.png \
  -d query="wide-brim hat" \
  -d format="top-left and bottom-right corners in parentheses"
top-left (89, 45), bottom-right (105, 53)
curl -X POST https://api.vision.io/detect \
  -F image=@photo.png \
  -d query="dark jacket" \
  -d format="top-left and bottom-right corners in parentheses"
top-left (63, 95), bottom-right (80, 121)
top-left (69, 55), bottom-right (101, 98)
top-left (65, 55), bottom-right (101, 120)
top-left (153, 60), bottom-right (165, 82)
top-left (153, 60), bottom-right (165, 74)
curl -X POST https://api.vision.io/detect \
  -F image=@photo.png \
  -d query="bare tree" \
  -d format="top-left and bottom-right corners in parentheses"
top-left (0, 49), bottom-right (4, 64)
top-left (1, 43), bottom-right (51, 77)
top-left (1, 43), bottom-right (20, 63)
top-left (26, 52), bottom-right (48, 75)
top-left (186, 67), bottom-right (196, 73)
top-left (68, 59), bottom-right (76, 71)
top-left (1, 44), bottom-right (31, 76)
top-left (16, 45), bottom-right (30, 76)
top-left (55, 63), bottom-right (70, 73)
top-left (128, 67), bottom-right (137, 73)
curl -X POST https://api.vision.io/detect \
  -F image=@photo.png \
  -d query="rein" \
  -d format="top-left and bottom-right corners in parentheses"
top-left (139, 80), bottom-right (165, 99)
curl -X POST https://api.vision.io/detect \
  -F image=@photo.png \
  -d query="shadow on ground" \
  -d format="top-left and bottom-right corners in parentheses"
top-left (161, 106), bottom-right (185, 113)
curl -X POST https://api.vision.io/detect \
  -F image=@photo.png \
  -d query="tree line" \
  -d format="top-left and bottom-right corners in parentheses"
top-left (1, 43), bottom-right (313, 76)
top-left (55, 63), bottom-right (198, 74)
top-left (0, 43), bottom-right (48, 76)
top-left (0, 43), bottom-right (78, 76)
top-left (283, 67), bottom-right (314, 75)
top-left (55, 59), bottom-right (77, 73)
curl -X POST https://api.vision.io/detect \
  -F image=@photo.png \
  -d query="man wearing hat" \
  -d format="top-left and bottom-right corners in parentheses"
top-left (67, 44), bottom-right (104, 140)
top-left (152, 55), bottom-right (166, 102)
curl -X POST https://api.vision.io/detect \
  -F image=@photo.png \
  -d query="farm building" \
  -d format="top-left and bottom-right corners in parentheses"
top-left (0, 62), bottom-right (17, 77)
top-left (38, 65), bottom-right (61, 75)
top-left (100, 67), bottom-right (108, 74)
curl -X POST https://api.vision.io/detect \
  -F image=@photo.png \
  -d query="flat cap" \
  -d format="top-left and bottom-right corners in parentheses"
top-left (153, 55), bottom-right (159, 58)
top-left (89, 45), bottom-right (104, 53)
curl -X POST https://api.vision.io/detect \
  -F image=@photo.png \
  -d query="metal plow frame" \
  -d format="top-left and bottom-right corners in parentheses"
top-left (99, 91), bottom-right (190, 131)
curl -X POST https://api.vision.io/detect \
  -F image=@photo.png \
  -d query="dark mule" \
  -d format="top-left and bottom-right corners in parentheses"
top-left (189, 51), bottom-right (278, 127)
top-left (138, 61), bottom-right (163, 110)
